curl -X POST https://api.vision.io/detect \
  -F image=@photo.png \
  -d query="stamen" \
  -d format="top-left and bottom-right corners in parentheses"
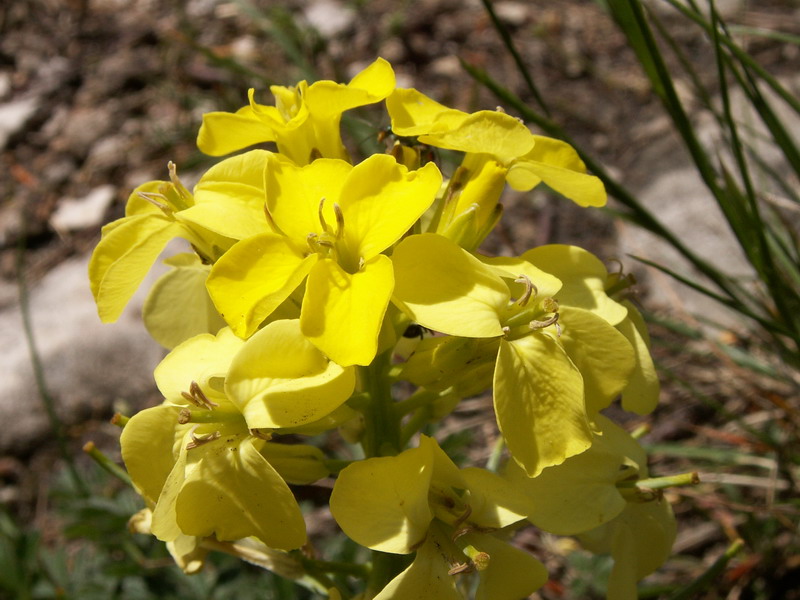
top-left (514, 275), bottom-right (537, 306)
top-left (307, 232), bottom-right (320, 253)
top-left (167, 161), bottom-right (192, 205)
top-left (186, 425), bottom-right (221, 450)
top-left (333, 203), bottom-right (345, 240)
top-left (249, 428), bottom-right (272, 441)
top-left (358, 257), bottom-right (365, 270)
top-left (309, 148), bottom-right (322, 161)
top-left (137, 191), bottom-right (169, 211)
top-left (452, 505), bottom-right (472, 530)
top-left (529, 313), bottom-right (560, 331)
top-left (318, 198), bottom-right (330, 233)
top-left (181, 381), bottom-right (219, 410)
top-left (448, 562), bottom-right (474, 576)
top-left (502, 325), bottom-right (510, 337)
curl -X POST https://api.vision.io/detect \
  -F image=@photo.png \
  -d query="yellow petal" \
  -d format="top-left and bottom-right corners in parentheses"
top-left (175, 435), bottom-right (307, 550)
top-left (179, 150), bottom-right (271, 241)
top-left (121, 405), bottom-right (185, 503)
top-left (619, 301), bottom-right (660, 415)
top-left (503, 419), bottom-right (634, 536)
top-left (301, 256), bottom-right (394, 367)
top-left (386, 87), bottom-right (467, 137)
top-left (522, 244), bottom-right (629, 325)
top-left (259, 442), bottom-right (330, 485)
top-left (420, 110), bottom-right (536, 165)
top-left (226, 319), bottom-right (356, 428)
top-left (305, 57), bottom-right (396, 117)
top-left (207, 233), bottom-right (317, 338)
top-left (266, 155), bottom-right (352, 244)
top-left (468, 533), bottom-right (548, 600)
top-left (558, 306), bottom-right (636, 414)
top-left (338, 155), bottom-right (442, 263)
top-left (88, 214), bottom-right (184, 322)
top-left (143, 261), bottom-right (226, 350)
top-left (373, 535), bottom-right (462, 600)
top-left (392, 233), bottom-right (509, 337)
top-left (460, 467), bottom-right (530, 529)
top-left (125, 180), bottom-right (170, 217)
top-left (505, 134), bottom-right (586, 190)
top-left (153, 327), bottom-right (244, 403)
top-left (579, 499), bottom-right (676, 598)
top-left (330, 444), bottom-right (434, 554)
top-left (495, 334), bottom-right (592, 477)
top-left (508, 159), bottom-right (607, 207)
top-left (197, 104), bottom-right (276, 156)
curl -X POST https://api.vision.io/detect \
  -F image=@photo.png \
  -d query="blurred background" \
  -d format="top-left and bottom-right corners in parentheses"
top-left (1, 0), bottom-right (799, 598)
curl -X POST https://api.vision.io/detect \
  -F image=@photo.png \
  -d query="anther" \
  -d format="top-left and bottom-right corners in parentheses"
top-left (447, 562), bottom-right (473, 576)
top-left (167, 161), bottom-right (191, 204)
top-left (181, 381), bottom-right (218, 410)
top-left (529, 313), bottom-right (560, 331)
top-left (186, 425), bottom-right (221, 450)
top-left (514, 275), bottom-right (537, 306)
top-left (333, 203), bottom-right (345, 240)
top-left (249, 428), bottom-right (272, 441)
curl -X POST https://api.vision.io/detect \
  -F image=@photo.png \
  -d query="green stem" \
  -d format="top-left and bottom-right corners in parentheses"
top-left (399, 406), bottom-right (434, 448)
top-left (360, 352), bottom-right (400, 458)
top-left (357, 352), bottom-right (409, 595)
top-left (83, 442), bottom-right (132, 485)
top-left (392, 389), bottom-right (439, 418)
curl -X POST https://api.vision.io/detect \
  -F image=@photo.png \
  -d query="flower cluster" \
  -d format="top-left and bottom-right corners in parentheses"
top-left (90, 58), bottom-right (679, 599)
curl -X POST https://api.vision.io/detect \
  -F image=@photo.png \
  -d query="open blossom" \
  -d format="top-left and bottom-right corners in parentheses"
top-left (330, 435), bottom-right (547, 600)
top-left (386, 87), bottom-right (607, 207)
top-left (392, 233), bottom-right (638, 476)
top-left (207, 152), bottom-right (442, 366)
top-left (198, 58), bottom-right (395, 164)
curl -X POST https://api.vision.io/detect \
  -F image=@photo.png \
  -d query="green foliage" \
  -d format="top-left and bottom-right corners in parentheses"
top-left (0, 466), bottom-right (307, 600)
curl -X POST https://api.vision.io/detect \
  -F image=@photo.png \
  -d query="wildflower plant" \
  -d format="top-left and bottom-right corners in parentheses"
top-left (88, 58), bottom-right (694, 599)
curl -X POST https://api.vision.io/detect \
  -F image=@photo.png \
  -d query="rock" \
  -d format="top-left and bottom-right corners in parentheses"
top-left (494, 1), bottom-right (529, 27)
top-left (0, 253), bottom-right (165, 455)
top-left (0, 97), bottom-right (41, 150)
top-left (50, 185), bottom-right (117, 235)
top-left (304, 0), bottom-right (355, 38)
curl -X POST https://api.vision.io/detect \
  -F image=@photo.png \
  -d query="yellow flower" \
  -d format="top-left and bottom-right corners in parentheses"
top-left (393, 233), bottom-right (638, 476)
top-left (198, 58), bottom-right (395, 164)
top-left (330, 435), bottom-right (547, 600)
top-left (89, 152), bottom-right (270, 323)
top-left (121, 326), bottom-right (348, 550)
top-left (387, 87), bottom-right (606, 207)
top-left (207, 153), bottom-right (442, 366)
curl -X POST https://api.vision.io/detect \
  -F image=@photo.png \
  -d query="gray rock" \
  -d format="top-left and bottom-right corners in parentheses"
top-left (50, 185), bottom-right (117, 235)
top-left (0, 97), bottom-right (40, 150)
top-left (0, 253), bottom-right (164, 455)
